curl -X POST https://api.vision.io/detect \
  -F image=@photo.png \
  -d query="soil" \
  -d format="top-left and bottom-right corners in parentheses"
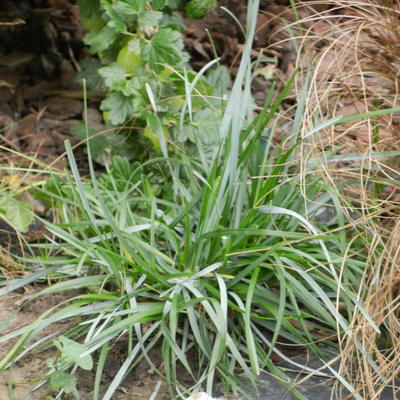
top-left (0, 289), bottom-right (169, 400)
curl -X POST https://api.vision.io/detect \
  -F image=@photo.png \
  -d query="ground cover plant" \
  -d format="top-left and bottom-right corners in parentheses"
top-left (76, 0), bottom-right (230, 161)
top-left (1, 1), bottom-right (400, 399)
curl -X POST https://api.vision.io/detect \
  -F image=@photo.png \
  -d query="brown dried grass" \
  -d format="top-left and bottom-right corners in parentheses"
top-left (341, 216), bottom-right (400, 399)
top-left (287, 1), bottom-right (400, 398)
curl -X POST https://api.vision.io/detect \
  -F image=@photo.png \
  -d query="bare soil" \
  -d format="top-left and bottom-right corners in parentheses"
top-left (0, 289), bottom-right (168, 400)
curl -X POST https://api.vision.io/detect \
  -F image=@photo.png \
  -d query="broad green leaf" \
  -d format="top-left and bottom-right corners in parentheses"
top-left (166, 0), bottom-right (179, 8)
top-left (128, 38), bottom-right (141, 54)
top-left (77, 0), bottom-right (100, 18)
top-left (113, 1), bottom-right (140, 16)
top-left (70, 121), bottom-right (106, 159)
top-left (49, 371), bottom-right (77, 394)
top-left (122, 0), bottom-right (146, 12)
top-left (153, 0), bottom-right (167, 10)
top-left (0, 196), bottom-right (33, 233)
top-left (206, 65), bottom-right (232, 96)
top-left (104, 4), bottom-right (126, 32)
top-left (77, 59), bottom-right (106, 91)
top-left (142, 28), bottom-right (186, 65)
top-left (138, 11), bottom-right (163, 29)
top-left (184, 108), bottom-right (221, 145)
top-left (84, 26), bottom-right (118, 53)
top-left (100, 92), bottom-right (134, 125)
top-left (98, 63), bottom-right (126, 87)
top-left (58, 336), bottom-right (93, 370)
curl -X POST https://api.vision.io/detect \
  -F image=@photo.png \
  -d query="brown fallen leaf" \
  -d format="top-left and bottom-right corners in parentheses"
top-left (44, 97), bottom-right (83, 119)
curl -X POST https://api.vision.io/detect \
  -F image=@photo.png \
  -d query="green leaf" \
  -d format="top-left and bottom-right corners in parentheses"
top-left (113, 1), bottom-right (140, 17)
top-left (77, 0), bottom-right (100, 18)
top-left (58, 336), bottom-right (93, 370)
top-left (184, 108), bottom-right (221, 145)
top-left (70, 121), bottom-right (107, 160)
top-left (166, 0), bottom-right (179, 9)
top-left (104, 4), bottom-right (127, 32)
top-left (49, 371), bottom-right (77, 394)
top-left (206, 65), bottom-right (232, 96)
top-left (84, 26), bottom-right (118, 53)
top-left (159, 12), bottom-right (185, 30)
top-left (138, 11), bottom-right (163, 29)
top-left (71, 122), bottom-right (136, 165)
top-left (77, 59), bottom-right (106, 92)
top-left (98, 63), bottom-right (126, 87)
top-left (153, 0), bottom-right (167, 10)
top-left (100, 92), bottom-right (134, 125)
top-left (142, 28), bottom-right (186, 65)
top-left (185, 0), bottom-right (217, 19)
top-left (0, 196), bottom-right (33, 233)
top-left (122, 0), bottom-right (146, 12)
top-left (127, 38), bottom-right (141, 54)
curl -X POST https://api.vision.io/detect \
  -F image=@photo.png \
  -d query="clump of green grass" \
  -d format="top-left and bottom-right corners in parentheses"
top-left (0, 2), bottom-right (388, 399)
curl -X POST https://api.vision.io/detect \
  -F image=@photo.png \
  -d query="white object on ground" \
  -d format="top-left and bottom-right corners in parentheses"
top-left (184, 393), bottom-right (224, 400)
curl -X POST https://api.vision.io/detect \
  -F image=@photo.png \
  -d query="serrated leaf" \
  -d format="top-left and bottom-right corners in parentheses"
top-left (104, 4), bottom-right (127, 32)
top-left (70, 121), bottom-right (107, 160)
top-left (0, 196), bottom-right (33, 233)
top-left (122, 0), bottom-right (146, 12)
top-left (138, 11), bottom-right (163, 29)
top-left (128, 38), bottom-right (141, 54)
top-left (185, 108), bottom-right (221, 145)
top-left (113, 1), bottom-right (139, 17)
top-left (159, 12), bottom-right (185, 30)
top-left (206, 65), bottom-right (232, 95)
top-left (142, 28), bottom-right (186, 65)
top-left (77, 59), bottom-right (106, 91)
top-left (166, 0), bottom-right (179, 8)
top-left (84, 26), bottom-right (118, 53)
top-left (77, 0), bottom-right (100, 18)
top-left (100, 92), bottom-right (134, 125)
top-left (153, 0), bottom-right (167, 10)
top-left (98, 63), bottom-right (126, 87)
top-left (58, 336), bottom-right (93, 371)
top-left (49, 371), bottom-right (77, 393)
top-left (185, 0), bottom-right (216, 19)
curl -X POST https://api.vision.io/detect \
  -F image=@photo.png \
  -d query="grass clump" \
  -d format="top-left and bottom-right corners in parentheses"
top-left (0, 2), bottom-right (395, 399)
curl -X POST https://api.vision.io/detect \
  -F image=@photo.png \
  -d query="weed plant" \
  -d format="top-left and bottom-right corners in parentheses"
top-left (0, 1), bottom-right (395, 399)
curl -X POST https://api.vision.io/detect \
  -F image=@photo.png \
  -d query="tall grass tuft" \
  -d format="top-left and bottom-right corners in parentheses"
top-left (0, 1), bottom-right (392, 399)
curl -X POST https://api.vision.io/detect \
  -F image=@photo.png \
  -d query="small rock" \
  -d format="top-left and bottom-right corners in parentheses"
top-left (185, 393), bottom-right (223, 400)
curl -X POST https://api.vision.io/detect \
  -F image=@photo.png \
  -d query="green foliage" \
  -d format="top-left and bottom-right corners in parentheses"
top-left (55, 336), bottom-right (93, 371)
top-left (77, 0), bottom-right (225, 160)
top-left (0, 38), bottom-right (377, 400)
top-left (71, 121), bottom-right (135, 164)
top-left (49, 371), bottom-right (77, 394)
top-left (0, 195), bottom-right (33, 233)
top-left (185, 0), bottom-right (217, 19)
top-left (4, 2), bottom-right (397, 399)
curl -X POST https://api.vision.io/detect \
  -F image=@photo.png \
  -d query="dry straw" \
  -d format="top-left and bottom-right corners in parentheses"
top-left (293, 1), bottom-right (400, 397)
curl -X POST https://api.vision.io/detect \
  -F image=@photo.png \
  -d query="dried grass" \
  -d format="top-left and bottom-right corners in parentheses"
top-left (341, 217), bottom-right (400, 399)
top-left (290, 0), bottom-right (400, 397)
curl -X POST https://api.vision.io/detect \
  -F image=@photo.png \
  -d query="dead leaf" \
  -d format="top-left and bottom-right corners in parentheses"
top-left (44, 97), bottom-right (83, 119)
top-left (15, 114), bottom-right (37, 141)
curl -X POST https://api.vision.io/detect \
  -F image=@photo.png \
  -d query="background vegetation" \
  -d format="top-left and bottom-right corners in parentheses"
top-left (0, 1), bottom-right (399, 399)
